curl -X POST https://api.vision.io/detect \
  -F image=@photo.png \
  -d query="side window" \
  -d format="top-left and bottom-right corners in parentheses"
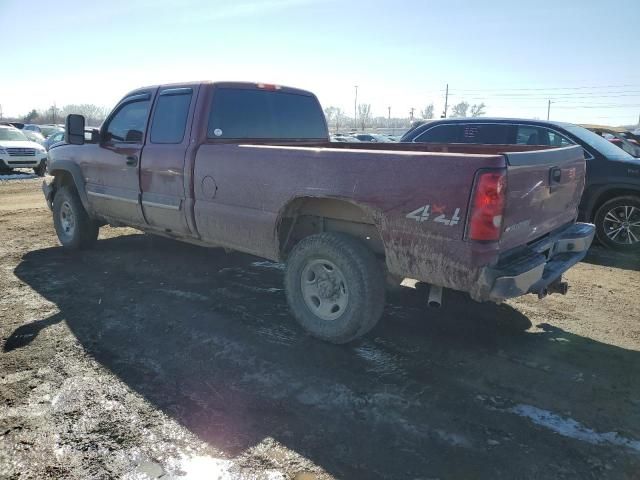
top-left (516, 125), bottom-right (573, 147)
top-left (105, 100), bottom-right (150, 143)
top-left (413, 124), bottom-right (460, 143)
top-left (150, 90), bottom-right (192, 144)
top-left (459, 124), bottom-right (510, 144)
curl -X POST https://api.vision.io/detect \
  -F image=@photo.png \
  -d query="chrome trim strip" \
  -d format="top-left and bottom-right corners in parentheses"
top-left (87, 191), bottom-right (139, 204)
top-left (142, 199), bottom-right (180, 211)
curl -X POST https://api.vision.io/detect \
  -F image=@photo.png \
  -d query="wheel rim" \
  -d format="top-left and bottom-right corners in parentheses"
top-left (59, 201), bottom-right (75, 238)
top-left (300, 259), bottom-right (349, 321)
top-left (603, 205), bottom-right (640, 245)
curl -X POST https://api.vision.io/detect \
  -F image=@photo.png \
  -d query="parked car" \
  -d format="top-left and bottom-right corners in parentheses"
top-left (402, 118), bottom-right (640, 251)
top-left (44, 130), bottom-right (65, 151)
top-left (581, 125), bottom-right (640, 158)
top-left (23, 124), bottom-right (64, 139)
top-left (44, 81), bottom-right (593, 343)
top-left (22, 130), bottom-right (46, 146)
top-left (0, 125), bottom-right (48, 176)
top-left (352, 133), bottom-right (380, 142)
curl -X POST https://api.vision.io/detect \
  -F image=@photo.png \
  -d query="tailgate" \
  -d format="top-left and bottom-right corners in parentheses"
top-left (500, 145), bottom-right (585, 250)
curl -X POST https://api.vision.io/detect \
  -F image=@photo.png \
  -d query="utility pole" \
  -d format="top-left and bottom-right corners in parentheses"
top-left (442, 83), bottom-right (449, 118)
top-left (409, 107), bottom-right (415, 122)
top-left (0, 104), bottom-right (3, 121)
top-left (547, 99), bottom-right (551, 121)
top-left (388, 106), bottom-right (391, 130)
top-left (354, 85), bottom-right (358, 130)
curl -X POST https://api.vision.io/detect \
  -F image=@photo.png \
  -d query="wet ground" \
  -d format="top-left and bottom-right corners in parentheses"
top-left (1, 174), bottom-right (640, 479)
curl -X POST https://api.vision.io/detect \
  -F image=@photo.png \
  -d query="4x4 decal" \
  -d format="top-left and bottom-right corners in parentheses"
top-left (406, 205), bottom-right (461, 226)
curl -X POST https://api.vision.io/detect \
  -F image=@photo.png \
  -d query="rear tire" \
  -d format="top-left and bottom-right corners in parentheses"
top-left (284, 232), bottom-right (385, 344)
top-left (594, 196), bottom-right (640, 252)
top-left (52, 186), bottom-right (99, 250)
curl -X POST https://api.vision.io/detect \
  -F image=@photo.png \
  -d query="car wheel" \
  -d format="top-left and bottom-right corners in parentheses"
top-left (52, 185), bottom-right (99, 250)
top-left (594, 196), bottom-right (640, 252)
top-left (33, 160), bottom-right (46, 177)
top-left (284, 232), bottom-right (385, 344)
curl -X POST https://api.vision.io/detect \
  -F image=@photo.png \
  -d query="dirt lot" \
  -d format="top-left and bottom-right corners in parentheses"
top-left (1, 174), bottom-right (639, 480)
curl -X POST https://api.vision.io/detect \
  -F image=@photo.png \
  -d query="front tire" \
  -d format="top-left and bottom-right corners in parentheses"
top-left (284, 232), bottom-right (385, 344)
top-left (594, 196), bottom-right (640, 251)
top-left (33, 160), bottom-right (46, 177)
top-left (52, 186), bottom-right (99, 250)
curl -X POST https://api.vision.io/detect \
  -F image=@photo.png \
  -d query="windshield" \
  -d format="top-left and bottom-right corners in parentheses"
top-left (0, 128), bottom-right (28, 141)
top-left (562, 124), bottom-right (636, 160)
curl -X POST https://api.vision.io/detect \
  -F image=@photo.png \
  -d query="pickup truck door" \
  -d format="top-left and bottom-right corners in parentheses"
top-left (139, 86), bottom-right (198, 234)
top-left (84, 92), bottom-right (153, 226)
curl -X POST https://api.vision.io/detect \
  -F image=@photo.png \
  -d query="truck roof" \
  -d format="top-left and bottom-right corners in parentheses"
top-left (124, 81), bottom-right (316, 99)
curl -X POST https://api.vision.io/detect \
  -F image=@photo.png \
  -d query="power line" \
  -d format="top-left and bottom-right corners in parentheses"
top-left (441, 84), bottom-right (640, 92)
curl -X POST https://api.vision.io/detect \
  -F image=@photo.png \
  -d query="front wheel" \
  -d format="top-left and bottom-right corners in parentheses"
top-left (594, 196), bottom-right (640, 251)
top-left (284, 232), bottom-right (385, 344)
top-left (52, 186), bottom-right (99, 250)
top-left (33, 160), bottom-right (46, 177)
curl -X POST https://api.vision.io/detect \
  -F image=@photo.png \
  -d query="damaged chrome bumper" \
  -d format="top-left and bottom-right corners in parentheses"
top-left (486, 222), bottom-right (595, 301)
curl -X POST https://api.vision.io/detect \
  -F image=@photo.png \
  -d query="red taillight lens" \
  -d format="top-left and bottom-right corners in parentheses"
top-left (468, 170), bottom-right (507, 241)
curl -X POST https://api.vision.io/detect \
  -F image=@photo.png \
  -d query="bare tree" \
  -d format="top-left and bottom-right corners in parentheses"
top-left (470, 103), bottom-right (487, 117)
top-left (59, 104), bottom-right (109, 126)
top-left (421, 104), bottom-right (434, 120)
top-left (450, 101), bottom-right (469, 118)
top-left (358, 103), bottom-right (371, 131)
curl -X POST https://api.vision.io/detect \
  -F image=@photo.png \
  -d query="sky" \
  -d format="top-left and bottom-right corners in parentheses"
top-left (1, 0), bottom-right (639, 126)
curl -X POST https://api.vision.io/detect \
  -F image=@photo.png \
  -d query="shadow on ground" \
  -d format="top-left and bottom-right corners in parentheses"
top-left (582, 244), bottom-right (640, 271)
top-left (9, 234), bottom-right (640, 479)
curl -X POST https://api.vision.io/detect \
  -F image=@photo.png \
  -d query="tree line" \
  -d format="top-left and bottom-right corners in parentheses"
top-left (8, 104), bottom-right (108, 127)
top-left (324, 100), bottom-right (487, 131)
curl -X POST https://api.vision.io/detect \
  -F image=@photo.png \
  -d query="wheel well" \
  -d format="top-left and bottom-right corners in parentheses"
top-left (277, 197), bottom-right (385, 259)
top-left (591, 188), bottom-right (640, 220)
top-left (52, 170), bottom-right (75, 190)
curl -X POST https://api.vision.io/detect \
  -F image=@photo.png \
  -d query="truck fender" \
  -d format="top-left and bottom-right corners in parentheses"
top-left (47, 159), bottom-right (89, 211)
top-left (275, 195), bottom-right (386, 258)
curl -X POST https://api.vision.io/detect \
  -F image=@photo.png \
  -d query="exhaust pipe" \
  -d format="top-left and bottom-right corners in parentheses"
top-left (428, 285), bottom-right (443, 308)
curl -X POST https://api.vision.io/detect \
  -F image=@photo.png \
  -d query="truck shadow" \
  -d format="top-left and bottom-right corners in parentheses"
top-left (10, 234), bottom-right (640, 479)
top-left (582, 245), bottom-right (640, 271)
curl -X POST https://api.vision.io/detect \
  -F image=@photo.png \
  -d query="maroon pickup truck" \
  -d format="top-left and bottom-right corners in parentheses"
top-left (43, 81), bottom-right (594, 343)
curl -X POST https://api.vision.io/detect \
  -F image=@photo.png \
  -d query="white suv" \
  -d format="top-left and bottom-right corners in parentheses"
top-left (0, 126), bottom-right (48, 176)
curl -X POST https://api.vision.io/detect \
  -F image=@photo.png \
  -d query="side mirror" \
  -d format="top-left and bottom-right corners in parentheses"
top-left (65, 114), bottom-right (85, 145)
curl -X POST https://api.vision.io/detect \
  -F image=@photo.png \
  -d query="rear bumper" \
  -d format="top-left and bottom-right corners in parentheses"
top-left (485, 222), bottom-right (595, 301)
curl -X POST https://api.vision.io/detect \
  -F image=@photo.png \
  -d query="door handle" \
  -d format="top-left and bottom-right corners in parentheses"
top-left (126, 155), bottom-right (138, 166)
top-left (549, 166), bottom-right (562, 184)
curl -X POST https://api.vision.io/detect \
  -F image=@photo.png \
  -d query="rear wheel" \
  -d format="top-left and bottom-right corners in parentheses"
top-left (284, 232), bottom-right (385, 344)
top-left (594, 196), bottom-right (640, 251)
top-left (52, 186), bottom-right (99, 250)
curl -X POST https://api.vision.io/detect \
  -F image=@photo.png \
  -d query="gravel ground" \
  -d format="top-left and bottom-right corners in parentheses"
top-left (1, 174), bottom-right (640, 479)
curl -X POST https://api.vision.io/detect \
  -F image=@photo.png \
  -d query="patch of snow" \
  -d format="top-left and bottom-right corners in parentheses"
top-left (510, 404), bottom-right (640, 453)
top-left (157, 288), bottom-right (209, 302)
top-left (250, 261), bottom-right (285, 271)
top-left (166, 454), bottom-right (286, 480)
top-left (0, 173), bottom-right (37, 181)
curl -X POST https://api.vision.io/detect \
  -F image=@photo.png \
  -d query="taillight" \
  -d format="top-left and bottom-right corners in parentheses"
top-left (467, 170), bottom-right (507, 241)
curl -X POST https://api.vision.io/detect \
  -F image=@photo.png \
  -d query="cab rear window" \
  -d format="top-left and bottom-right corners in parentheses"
top-left (208, 88), bottom-right (327, 140)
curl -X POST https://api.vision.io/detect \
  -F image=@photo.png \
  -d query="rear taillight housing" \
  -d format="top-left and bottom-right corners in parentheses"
top-left (467, 169), bottom-right (507, 241)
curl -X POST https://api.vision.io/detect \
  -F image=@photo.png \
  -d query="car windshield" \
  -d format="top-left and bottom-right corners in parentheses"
top-left (562, 124), bottom-right (636, 160)
top-left (0, 128), bottom-right (28, 141)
